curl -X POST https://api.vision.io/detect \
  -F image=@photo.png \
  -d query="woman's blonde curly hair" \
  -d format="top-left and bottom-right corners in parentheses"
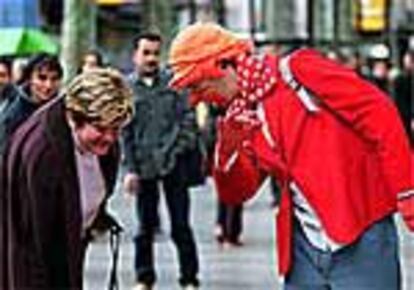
top-left (65, 68), bottom-right (134, 128)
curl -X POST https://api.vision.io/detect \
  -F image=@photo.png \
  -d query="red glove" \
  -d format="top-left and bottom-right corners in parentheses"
top-left (398, 193), bottom-right (414, 231)
top-left (215, 110), bottom-right (260, 170)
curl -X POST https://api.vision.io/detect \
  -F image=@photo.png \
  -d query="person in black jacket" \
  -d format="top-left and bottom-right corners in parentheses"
top-left (0, 53), bottom-right (63, 154)
top-left (394, 50), bottom-right (413, 146)
top-left (122, 31), bottom-right (201, 290)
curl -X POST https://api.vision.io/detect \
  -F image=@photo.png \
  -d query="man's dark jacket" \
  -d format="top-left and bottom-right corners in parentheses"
top-left (122, 70), bottom-right (205, 185)
top-left (0, 98), bottom-right (119, 289)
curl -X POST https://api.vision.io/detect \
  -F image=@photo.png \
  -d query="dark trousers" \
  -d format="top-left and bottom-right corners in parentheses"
top-left (270, 178), bottom-right (281, 206)
top-left (216, 202), bottom-right (243, 243)
top-left (134, 168), bottom-right (199, 287)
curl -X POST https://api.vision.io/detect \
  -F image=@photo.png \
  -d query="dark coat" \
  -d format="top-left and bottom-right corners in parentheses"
top-left (122, 70), bottom-right (206, 186)
top-left (0, 98), bottom-right (119, 290)
top-left (394, 70), bottom-right (413, 145)
top-left (0, 85), bottom-right (44, 154)
top-left (0, 83), bottom-right (19, 115)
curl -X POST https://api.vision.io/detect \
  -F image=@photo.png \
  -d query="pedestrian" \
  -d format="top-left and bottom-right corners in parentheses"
top-left (168, 22), bottom-right (413, 290)
top-left (0, 53), bottom-right (63, 154)
top-left (269, 178), bottom-right (281, 208)
top-left (121, 31), bottom-right (201, 290)
top-left (0, 57), bottom-right (12, 89)
top-left (214, 201), bottom-right (243, 247)
top-left (0, 56), bottom-right (19, 115)
top-left (394, 50), bottom-right (413, 146)
top-left (79, 50), bottom-right (105, 73)
top-left (0, 68), bottom-right (134, 289)
top-left (367, 44), bottom-right (392, 93)
top-left (198, 104), bottom-right (245, 247)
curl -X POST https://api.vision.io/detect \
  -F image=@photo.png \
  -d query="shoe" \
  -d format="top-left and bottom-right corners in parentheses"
top-left (132, 283), bottom-right (153, 290)
top-left (213, 224), bottom-right (225, 243)
top-left (220, 239), bottom-right (243, 250)
top-left (227, 238), bottom-right (243, 247)
top-left (182, 285), bottom-right (198, 290)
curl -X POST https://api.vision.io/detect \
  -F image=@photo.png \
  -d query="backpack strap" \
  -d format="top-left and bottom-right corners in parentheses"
top-left (279, 53), bottom-right (320, 113)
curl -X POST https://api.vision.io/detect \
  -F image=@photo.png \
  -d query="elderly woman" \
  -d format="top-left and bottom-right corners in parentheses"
top-left (1, 68), bottom-right (134, 290)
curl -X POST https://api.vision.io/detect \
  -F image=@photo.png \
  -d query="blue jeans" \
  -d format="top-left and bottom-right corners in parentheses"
top-left (285, 215), bottom-right (401, 290)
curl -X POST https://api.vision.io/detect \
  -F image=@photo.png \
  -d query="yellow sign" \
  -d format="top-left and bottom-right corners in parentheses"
top-left (96, 0), bottom-right (131, 5)
top-left (354, 0), bottom-right (388, 33)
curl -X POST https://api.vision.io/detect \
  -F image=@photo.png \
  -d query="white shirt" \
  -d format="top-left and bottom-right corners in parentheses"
top-left (290, 182), bottom-right (343, 252)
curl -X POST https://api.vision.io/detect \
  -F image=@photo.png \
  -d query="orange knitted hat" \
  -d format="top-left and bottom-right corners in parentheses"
top-left (168, 22), bottom-right (252, 90)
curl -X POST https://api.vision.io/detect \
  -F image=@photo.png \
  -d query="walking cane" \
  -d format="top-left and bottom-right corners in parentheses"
top-left (107, 221), bottom-right (123, 290)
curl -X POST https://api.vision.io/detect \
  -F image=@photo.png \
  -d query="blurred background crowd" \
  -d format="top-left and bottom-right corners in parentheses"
top-left (0, 0), bottom-right (412, 78)
top-left (0, 0), bottom-right (412, 143)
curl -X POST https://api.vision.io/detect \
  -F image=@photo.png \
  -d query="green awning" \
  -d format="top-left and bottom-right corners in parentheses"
top-left (0, 27), bottom-right (58, 56)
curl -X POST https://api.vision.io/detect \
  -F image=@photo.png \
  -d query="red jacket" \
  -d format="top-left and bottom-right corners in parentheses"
top-left (213, 49), bottom-right (412, 275)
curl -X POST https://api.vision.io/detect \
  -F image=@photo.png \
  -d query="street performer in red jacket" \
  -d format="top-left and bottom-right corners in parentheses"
top-left (168, 22), bottom-right (413, 290)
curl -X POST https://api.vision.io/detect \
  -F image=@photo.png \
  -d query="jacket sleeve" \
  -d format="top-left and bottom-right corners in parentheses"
top-left (8, 146), bottom-right (60, 287)
top-left (290, 48), bottom-right (412, 196)
top-left (212, 149), bottom-right (265, 205)
top-left (174, 90), bottom-right (199, 154)
top-left (212, 121), bottom-right (287, 205)
top-left (121, 121), bottom-right (138, 173)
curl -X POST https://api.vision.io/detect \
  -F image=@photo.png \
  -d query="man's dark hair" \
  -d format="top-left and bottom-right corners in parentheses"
top-left (133, 31), bottom-right (162, 50)
top-left (0, 56), bottom-right (13, 75)
top-left (84, 49), bottom-right (104, 67)
top-left (19, 53), bottom-right (63, 85)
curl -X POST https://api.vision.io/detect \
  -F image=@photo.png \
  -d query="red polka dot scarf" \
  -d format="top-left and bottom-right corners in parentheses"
top-left (224, 53), bottom-right (277, 126)
top-left (214, 53), bottom-right (277, 169)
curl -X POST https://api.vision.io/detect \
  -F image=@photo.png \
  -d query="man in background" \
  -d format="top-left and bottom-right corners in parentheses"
top-left (122, 32), bottom-right (201, 290)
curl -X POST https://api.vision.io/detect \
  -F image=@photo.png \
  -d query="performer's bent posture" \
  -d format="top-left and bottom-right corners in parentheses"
top-left (168, 23), bottom-right (414, 290)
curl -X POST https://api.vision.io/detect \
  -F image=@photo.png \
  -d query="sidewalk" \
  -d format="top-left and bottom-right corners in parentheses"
top-left (84, 178), bottom-right (414, 290)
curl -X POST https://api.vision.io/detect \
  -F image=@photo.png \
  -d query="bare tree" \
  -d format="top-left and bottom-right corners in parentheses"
top-left (61, 0), bottom-right (96, 82)
top-left (141, 0), bottom-right (173, 45)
